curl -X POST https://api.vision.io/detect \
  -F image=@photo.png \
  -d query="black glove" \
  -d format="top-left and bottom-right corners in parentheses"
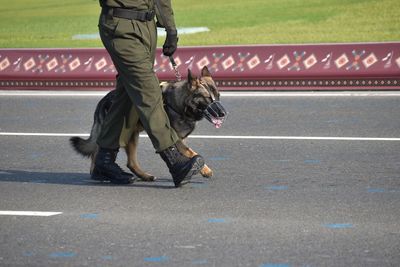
top-left (163, 31), bottom-right (178, 57)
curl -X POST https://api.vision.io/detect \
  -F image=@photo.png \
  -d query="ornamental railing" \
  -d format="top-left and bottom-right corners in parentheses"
top-left (0, 42), bottom-right (399, 90)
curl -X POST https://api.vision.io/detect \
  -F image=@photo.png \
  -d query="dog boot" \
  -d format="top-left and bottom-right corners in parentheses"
top-left (91, 147), bottom-right (135, 184)
top-left (159, 144), bottom-right (205, 187)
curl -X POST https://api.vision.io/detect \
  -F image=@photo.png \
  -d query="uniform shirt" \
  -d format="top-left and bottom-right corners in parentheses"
top-left (100, 0), bottom-right (176, 32)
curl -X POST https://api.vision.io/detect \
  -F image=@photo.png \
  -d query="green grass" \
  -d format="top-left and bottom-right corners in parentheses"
top-left (0, 0), bottom-right (399, 48)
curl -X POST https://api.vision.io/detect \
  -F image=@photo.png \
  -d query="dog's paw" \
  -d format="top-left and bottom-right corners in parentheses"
top-left (139, 175), bottom-right (157, 182)
top-left (127, 165), bottom-right (156, 182)
top-left (200, 165), bottom-right (213, 178)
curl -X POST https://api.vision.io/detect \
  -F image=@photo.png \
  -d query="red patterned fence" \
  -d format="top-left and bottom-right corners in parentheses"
top-left (0, 42), bottom-right (399, 90)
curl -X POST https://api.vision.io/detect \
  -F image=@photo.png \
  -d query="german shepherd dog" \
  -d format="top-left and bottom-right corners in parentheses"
top-left (70, 66), bottom-right (227, 182)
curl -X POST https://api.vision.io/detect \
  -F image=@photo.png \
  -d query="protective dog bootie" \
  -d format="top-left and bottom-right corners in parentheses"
top-left (91, 147), bottom-right (135, 184)
top-left (159, 144), bottom-right (205, 187)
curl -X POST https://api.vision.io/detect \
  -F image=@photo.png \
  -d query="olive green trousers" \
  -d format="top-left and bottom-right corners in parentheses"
top-left (96, 12), bottom-right (179, 152)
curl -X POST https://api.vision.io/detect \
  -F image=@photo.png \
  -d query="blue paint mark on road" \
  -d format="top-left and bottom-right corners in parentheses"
top-left (326, 118), bottom-right (359, 124)
top-left (267, 185), bottom-right (288, 191)
top-left (260, 264), bottom-right (290, 267)
top-left (29, 153), bottom-right (41, 159)
top-left (192, 259), bottom-right (208, 265)
top-left (367, 188), bottom-right (399, 193)
top-left (208, 218), bottom-right (227, 223)
top-left (80, 213), bottom-right (98, 219)
top-left (324, 223), bottom-right (353, 229)
top-left (49, 252), bottom-right (76, 258)
top-left (144, 256), bottom-right (169, 262)
top-left (367, 188), bottom-right (386, 193)
top-left (101, 255), bottom-right (113, 260)
top-left (23, 252), bottom-right (35, 257)
top-left (304, 159), bottom-right (320, 164)
top-left (191, 183), bottom-right (208, 189)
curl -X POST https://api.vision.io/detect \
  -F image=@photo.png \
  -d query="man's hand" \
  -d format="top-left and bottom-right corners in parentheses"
top-left (163, 31), bottom-right (178, 57)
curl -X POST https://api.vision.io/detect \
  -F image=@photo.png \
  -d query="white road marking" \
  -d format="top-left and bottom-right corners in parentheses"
top-left (0, 132), bottom-right (85, 137)
top-left (0, 211), bottom-right (62, 217)
top-left (0, 91), bottom-right (107, 97)
top-left (221, 91), bottom-right (400, 97)
top-left (1, 91), bottom-right (400, 97)
top-left (186, 135), bottom-right (400, 141)
top-left (1, 132), bottom-right (399, 141)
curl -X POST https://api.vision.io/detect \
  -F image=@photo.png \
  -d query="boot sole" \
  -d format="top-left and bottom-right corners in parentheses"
top-left (173, 156), bottom-right (205, 187)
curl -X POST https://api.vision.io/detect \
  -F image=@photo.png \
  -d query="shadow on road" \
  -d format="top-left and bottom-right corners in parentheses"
top-left (0, 169), bottom-right (186, 189)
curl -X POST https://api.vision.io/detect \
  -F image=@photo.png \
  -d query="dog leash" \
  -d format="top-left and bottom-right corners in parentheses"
top-left (169, 56), bottom-right (182, 82)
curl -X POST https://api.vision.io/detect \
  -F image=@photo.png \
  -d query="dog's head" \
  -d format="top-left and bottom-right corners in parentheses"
top-left (184, 66), bottom-right (227, 128)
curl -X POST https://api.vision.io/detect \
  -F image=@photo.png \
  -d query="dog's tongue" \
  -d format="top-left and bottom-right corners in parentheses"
top-left (212, 118), bottom-right (223, 129)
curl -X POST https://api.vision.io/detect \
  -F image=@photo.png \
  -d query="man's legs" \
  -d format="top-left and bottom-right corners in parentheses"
top-left (96, 17), bottom-right (204, 186)
top-left (91, 76), bottom-right (135, 184)
top-left (97, 75), bottom-right (133, 149)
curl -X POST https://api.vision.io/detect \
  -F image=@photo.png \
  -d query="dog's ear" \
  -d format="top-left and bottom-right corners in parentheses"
top-left (187, 69), bottom-right (198, 88)
top-left (201, 66), bottom-right (211, 77)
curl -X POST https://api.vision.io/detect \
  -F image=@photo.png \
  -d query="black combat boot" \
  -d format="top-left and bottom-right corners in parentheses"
top-left (159, 144), bottom-right (205, 187)
top-left (91, 148), bottom-right (135, 184)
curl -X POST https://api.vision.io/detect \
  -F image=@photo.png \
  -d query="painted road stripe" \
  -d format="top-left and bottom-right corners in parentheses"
top-left (2, 91), bottom-right (400, 97)
top-left (0, 132), bottom-right (85, 137)
top-left (184, 135), bottom-right (400, 141)
top-left (222, 92), bottom-right (400, 97)
top-left (0, 211), bottom-right (62, 217)
top-left (1, 132), bottom-right (400, 141)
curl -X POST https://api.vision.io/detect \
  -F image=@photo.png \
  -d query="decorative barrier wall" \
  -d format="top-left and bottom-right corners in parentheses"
top-left (0, 42), bottom-right (399, 91)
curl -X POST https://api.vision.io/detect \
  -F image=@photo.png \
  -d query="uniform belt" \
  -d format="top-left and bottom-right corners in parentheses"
top-left (102, 7), bottom-right (155, 22)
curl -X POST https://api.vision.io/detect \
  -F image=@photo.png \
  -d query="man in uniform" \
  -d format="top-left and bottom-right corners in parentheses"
top-left (94, 0), bottom-right (204, 187)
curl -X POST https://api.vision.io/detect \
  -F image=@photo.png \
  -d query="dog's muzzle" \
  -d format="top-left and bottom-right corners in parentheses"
top-left (203, 101), bottom-right (227, 129)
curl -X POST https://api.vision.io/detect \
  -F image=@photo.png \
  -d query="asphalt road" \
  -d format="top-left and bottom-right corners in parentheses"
top-left (0, 91), bottom-right (399, 267)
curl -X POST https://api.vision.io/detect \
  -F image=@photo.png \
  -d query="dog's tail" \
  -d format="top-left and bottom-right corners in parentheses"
top-left (69, 91), bottom-right (115, 157)
top-left (69, 136), bottom-right (97, 157)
